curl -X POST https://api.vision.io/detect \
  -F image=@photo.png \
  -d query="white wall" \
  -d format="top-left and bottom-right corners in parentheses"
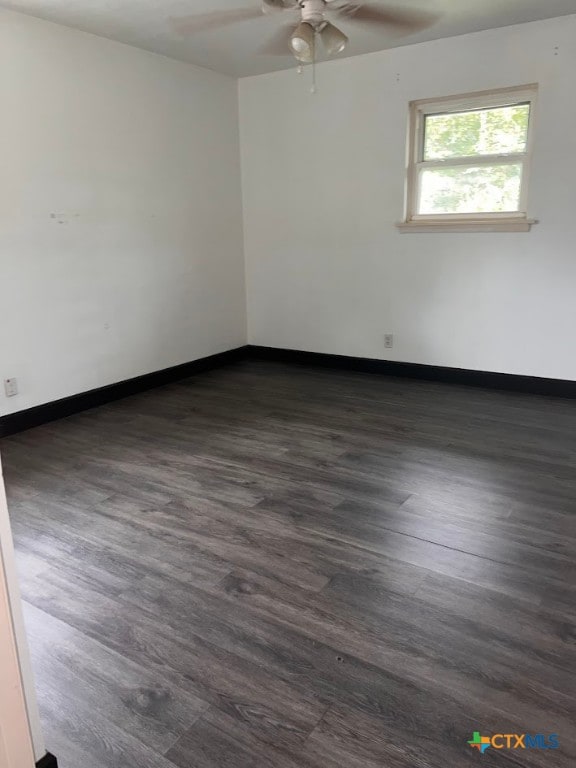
top-left (240, 16), bottom-right (576, 380)
top-left (0, 10), bottom-right (246, 416)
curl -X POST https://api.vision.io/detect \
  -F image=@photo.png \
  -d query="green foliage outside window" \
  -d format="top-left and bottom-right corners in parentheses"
top-left (419, 104), bottom-right (530, 214)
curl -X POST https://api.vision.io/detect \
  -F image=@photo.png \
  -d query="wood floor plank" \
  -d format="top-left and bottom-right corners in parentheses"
top-left (310, 701), bottom-right (571, 768)
top-left (214, 567), bottom-right (576, 735)
top-left (167, 704), bottom-right (387, 768)
top-left (2, 359), bottom-right (575, 768)
top-left (22, 601), bottom-right (207, 754)
top-left (33, 676), bottom-right (183, 768)
top-left (17, 560), bottom-right (325, 749)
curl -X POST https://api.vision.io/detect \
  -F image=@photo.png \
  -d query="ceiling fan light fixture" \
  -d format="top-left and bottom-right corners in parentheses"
top-left (320, 21), bottom-right (348, 55)
top-left (290, 21), bottom-right (315, 63)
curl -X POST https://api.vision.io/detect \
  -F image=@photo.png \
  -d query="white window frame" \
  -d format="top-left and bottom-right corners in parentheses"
top-left (398, 84), bottom-right (538, 233)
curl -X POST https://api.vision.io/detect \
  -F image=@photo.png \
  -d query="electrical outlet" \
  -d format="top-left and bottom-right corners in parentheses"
top-left (4, 378), bottom-right (18, 397)
top-left (384, 334), bottom-right (394, 349)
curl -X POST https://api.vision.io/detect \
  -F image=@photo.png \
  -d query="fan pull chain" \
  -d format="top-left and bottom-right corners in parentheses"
top-left (311, 59), bottom-right (317, 94)
top-left (310, 37), bottom-right (317, 94)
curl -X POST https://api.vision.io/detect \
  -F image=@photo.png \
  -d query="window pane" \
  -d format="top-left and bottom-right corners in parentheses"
top-left (423, 104), bottom-right (530, 160)
top-left (418, 163), bottom-right (523, 215)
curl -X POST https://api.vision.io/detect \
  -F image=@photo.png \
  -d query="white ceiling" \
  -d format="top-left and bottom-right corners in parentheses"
top-left (3, 0), bottom-right (576, 77)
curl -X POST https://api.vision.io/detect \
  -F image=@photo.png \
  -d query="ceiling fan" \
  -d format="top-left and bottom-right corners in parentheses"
top-left (172, 1), bottom-right (438, 64)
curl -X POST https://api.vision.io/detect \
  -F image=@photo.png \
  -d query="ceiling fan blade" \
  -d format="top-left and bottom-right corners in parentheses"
top-left (258, 24), bottom-right (295, 55)
top-left (171, 8), bottom-right (264, 35)
top-left (263, 0), bottom-right (300, 9)
top-left (334, 3), bottom-right (438, 33)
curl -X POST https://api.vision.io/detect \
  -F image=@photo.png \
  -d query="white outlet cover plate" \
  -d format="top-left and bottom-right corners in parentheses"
top-left (4, 378), bottom-right (18, 397)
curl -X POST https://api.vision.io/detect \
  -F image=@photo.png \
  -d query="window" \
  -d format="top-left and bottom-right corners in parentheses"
top-left (400, 85), bottom-right (537, 232)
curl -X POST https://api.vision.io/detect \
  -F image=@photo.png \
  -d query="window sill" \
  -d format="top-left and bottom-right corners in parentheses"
top-left (396, 218), bottom-right (536, 233)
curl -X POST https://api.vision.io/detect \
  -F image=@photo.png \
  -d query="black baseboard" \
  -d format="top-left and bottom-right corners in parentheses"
top-left (0, 347), bottom-right (248, 438)
top-left (36, 753), bottom-right (58, 768)
top-left (247, 345), bottom-right (576, 398)
top-left (2, 344), bottom-right (574, 439)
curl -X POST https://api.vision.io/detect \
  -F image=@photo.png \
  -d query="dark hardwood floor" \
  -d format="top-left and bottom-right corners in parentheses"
top-left (2, 359), bottom-right (576, 768)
